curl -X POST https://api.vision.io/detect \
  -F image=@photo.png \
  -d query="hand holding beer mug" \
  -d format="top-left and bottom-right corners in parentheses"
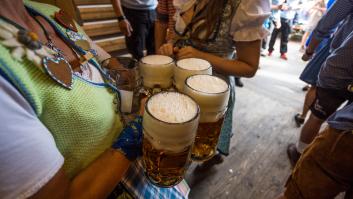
top-left (184, 75), bottom-right (230, 161)
top-left (174, 58), bottom-right (212, 91)
top-left (142, 92), bottom-right (200, 187)
top-left (139, 55), bottom-right (174, 89)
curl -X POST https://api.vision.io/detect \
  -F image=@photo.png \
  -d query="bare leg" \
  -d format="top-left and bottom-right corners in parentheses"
top-left (288, 113), bottom-right (324, 166)
top-left (299, 113), bottom-right (324, 146)
top-left (300, 86), bottom-right (316, 119)
top-left (300, 31), bottom-right (310, 49)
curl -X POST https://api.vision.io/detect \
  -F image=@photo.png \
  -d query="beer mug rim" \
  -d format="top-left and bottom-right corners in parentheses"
top-left (145, 91), bottom-right (200, 125)
top-left (175, 58), bottom-right (211, 72)
top-left (139, 55), bottom-right (174, 66)
top-left (185, 74), bottom-right (230, 95)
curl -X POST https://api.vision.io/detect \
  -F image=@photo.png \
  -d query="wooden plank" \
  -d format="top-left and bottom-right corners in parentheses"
top-left (78, 5), bottom-right (116, 21)
top-left (83, 20), bottom-right (120, 37)
top-left (95, 36), bottom-right (126, 52)
top-left (74, 0), bottom-right (111, 5)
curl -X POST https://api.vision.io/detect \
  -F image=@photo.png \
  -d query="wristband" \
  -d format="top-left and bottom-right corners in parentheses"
top-left (117, 15), bottom-right (127, 22)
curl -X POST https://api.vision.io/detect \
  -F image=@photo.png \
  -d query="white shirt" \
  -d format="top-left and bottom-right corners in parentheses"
top-left (0, 75), bottom-right (64, 199)
top-left (230, 0), bottom-right (271, 42)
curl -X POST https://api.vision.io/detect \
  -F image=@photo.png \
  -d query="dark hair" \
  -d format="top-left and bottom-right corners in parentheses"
top-left (190, 0), bottom-right (227, 41)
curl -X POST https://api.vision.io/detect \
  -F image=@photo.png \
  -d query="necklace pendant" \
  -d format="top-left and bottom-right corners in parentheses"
top-left (54, 10), bottom-right (77, 32)
top-left (43, 57), bottom-right (73, 89)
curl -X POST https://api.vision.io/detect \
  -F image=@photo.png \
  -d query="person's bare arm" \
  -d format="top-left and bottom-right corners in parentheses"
top-left (168, 40), bottom-right (261, 77)
top-left (111, 0), bottom-right (133, 36)
top-left (30, 149), bottom-right (130, 199)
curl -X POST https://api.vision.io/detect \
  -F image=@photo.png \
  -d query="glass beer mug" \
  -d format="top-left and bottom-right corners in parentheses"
top-left (142, 92), bottom-right (200, 187)
top-left (183, 74), bottom-right (230, 162)
top-left (139, 55), bottom-right (174, 89)
top-left (173, 58), bottom-right (212, 91)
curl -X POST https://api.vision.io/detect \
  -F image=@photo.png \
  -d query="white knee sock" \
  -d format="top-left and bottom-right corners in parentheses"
top-left (296, 140), bottom-right (308, 154)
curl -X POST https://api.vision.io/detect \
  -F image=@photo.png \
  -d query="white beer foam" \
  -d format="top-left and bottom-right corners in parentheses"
top-left (148, 92), bottom-right (198, 123)
top-left (177, 58), bottom-right (210, 70)
top-left (141, 55), bottom-right (173, 65)
top-left (187, 75), bottom-right (228, 94)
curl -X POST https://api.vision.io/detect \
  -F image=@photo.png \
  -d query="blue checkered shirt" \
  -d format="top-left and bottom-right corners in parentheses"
top-left (121, 159), bottom-right (190, 199)
top-left (313, 0), bottom-right (353, 50)
top-left (310, 0), bottom-right (353, 89)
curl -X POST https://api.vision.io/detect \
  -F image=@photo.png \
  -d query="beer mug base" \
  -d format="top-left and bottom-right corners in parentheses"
top-left (191, 148), bottom-right (216, 162)
top-left (144, 171), bottom-right (184, 188)
top-left (143, 137), bottom-right (192, 187)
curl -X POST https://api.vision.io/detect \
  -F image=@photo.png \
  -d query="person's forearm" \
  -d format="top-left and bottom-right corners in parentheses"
top-left (111, 0), bottom-right (125, 17)
top-left (70, 149), bottom-right (130, 199)
top-left (271, 4), bottom-right (280, 10)
top-left (197, 40), bottom-right (260, 77)
top-left (31, 149), bottom-right (131, 199)
top-left (195, 48), bottom-right (258, 78)
top-left (155, 21), bottom-right (168, 52)
top-left (198, 53), bottom-right (258, 77)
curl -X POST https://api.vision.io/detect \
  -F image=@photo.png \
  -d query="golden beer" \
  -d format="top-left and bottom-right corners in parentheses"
top-left (139, 55), bottom-right (174, 89)
top-left (191, 117), bottom-right (224, 161)
top-left (184, 75), bottom-right (230, 162)
top-left (143, 137), bottom-right (192, 186)
top-left (142, 92), bottom-right (199, 187)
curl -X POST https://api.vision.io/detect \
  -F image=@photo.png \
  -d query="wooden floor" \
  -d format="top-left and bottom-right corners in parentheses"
top-left (185, 41), bottom-right (307, 199)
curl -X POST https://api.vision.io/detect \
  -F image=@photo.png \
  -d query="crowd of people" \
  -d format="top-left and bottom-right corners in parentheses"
top-left (0, 0), bottom-right (352, 198)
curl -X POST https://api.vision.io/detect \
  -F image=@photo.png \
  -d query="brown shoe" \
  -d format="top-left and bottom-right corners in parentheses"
top-left (287, 143), bottom-right (301, 168)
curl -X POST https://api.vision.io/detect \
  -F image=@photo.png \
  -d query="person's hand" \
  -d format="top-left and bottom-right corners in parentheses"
top-left (281, 4), bottom-right (289, 11)
top-left (158, 43), bottom-right (178, 56)
top-left (112, 116), bottom-right (143, 161)
top-left (176, 46), bottom-right (204, 60)
top-left (119, 19), bottom-right (133, 37)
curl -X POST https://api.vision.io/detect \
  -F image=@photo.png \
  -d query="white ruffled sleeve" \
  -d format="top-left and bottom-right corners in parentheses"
top-left (230, 0), bottom-right (271, 42)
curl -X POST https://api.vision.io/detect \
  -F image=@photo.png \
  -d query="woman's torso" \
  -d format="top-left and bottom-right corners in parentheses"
top-left (0, 1), bottom-right (123, 178)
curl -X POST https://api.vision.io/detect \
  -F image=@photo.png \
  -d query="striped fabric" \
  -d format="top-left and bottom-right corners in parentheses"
top-left (156, 0), bottom-right (176, 41)
top-left (318, 29), bottom-right (353, 90)
top-left (313, 0), bottom-right (353, 46)
top-left (121, 158), bottom-right (190, 199)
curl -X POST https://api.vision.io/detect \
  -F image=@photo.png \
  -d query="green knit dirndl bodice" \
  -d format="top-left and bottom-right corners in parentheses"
top-left (0, 1), bottom-right (123, 179)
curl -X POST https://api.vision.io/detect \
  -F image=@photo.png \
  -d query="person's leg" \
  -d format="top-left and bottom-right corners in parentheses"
top-left (123, 8), bottom-right (148, 60)
top-left (268, 27), bottom-right (280, 55)
top-left (294, 86), bottom-right (317, 127)
top-left (288, 87), bottom-right (347, 166)
top-left (300, 31), bottom-right (310, 51)
top-left (280, 19), bottom-right (291, 59)
top-left (284, 127), bottom-right (353, 199)
top-left (145, 9), bottom-right (156, 56)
